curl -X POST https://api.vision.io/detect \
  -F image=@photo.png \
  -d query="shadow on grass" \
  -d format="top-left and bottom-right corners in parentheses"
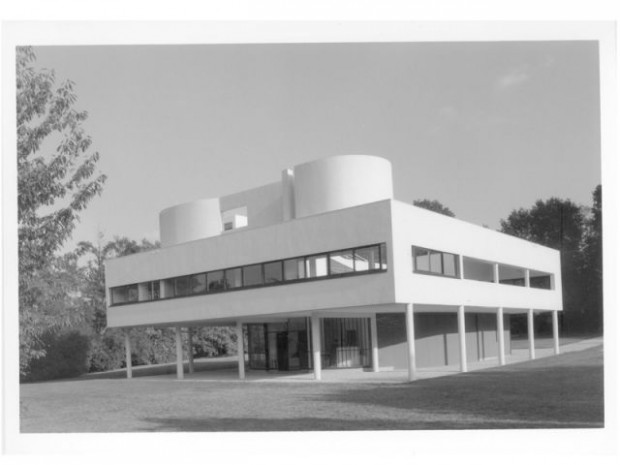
top-left (315, 346), bottom-right (604, 429)
top-left (137, 347), bottom-right (603, 432)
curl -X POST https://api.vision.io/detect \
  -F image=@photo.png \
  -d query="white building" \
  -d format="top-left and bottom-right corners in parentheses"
top-left (105, 155), bottom-right (563, 381)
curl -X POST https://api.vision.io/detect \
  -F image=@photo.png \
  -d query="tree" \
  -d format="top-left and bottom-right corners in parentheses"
top-left (500, 197), bottom-right (586, 333)
top-left (581, 185), bottom-right (602, 333)
top-left (413, 199), bottom-right (455, 217)
top-left (17, 46), bottom-right (106, 374)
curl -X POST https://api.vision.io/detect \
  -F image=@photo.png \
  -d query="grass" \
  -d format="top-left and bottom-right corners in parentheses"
top-left (19, 343), bottom-right (604, 432)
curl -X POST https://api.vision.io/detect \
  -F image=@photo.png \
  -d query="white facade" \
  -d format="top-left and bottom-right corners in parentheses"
top-left (105, 155), bottom-right (563, 380)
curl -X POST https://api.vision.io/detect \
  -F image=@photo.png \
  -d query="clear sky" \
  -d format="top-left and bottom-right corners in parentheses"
top-left (31, 41), bottom-right (601, 250)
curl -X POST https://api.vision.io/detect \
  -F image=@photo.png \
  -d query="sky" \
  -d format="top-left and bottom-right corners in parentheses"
top-left (30, 41), bottom-right (601, 251)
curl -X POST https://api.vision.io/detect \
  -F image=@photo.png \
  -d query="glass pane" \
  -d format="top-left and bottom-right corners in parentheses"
top-left (306, 254), bottom-right (328, 278)
top-left (380, 243), bottom-right (387, 270)
top-left (174, 276), bottom-right (190, 296)
top-left (413, 248), bottom-right (430, 272)
top-left (264, 261), bottom-right (283, 284)
top-left (151, 281), bottom-right (160, 299)
top-left (190, 273), bottom-right (206, 294)
top-left (284, 258), bottom-right (305, 281)
top-left (329, 250), bottom-right (355, 274)
top-left (207, 270), bottom-right (225, 291)
top-left (429, 251), bottom-right (442, 274)
top-left (225, 268), bottom-right (242, 289)
top-left (355, 246), bottom-right (380, 271)
top-left (127, 284), bottom-right (139, 302)
top-left (111, 287), bottom-right (127, 304)
top-left (243, 264), bottom-right (263, 287)
top-left (443, 253), bottom-right (457, 277)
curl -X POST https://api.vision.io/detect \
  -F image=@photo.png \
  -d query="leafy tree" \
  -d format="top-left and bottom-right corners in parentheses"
top-left (581, 185), bottom-right (603, 333)
top-left (76, 236), bottom-right (160, 371)
top-left (500, 198), bottom-right (587, 333)
top-left (413, 199), bottom-right (455, 217)
top-left (77, 235), bottom-right (159, 335)
top-left (17, 46), bottom-right (106, 374)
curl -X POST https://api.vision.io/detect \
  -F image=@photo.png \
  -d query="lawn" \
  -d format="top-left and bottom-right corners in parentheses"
top-left (19, 345), bottom-right (604, 432)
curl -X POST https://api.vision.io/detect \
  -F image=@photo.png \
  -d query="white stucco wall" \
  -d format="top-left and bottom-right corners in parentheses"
top-left (106, 200), bottom-right (395, 328)
top-left (219, 181), bottom-right (283, 230)
top-left (390, 200), bottom-right (563, 311)
top-left (159, 198), bottom-right (223, 247)
top-left (293, 155), bottom-right (394, 219)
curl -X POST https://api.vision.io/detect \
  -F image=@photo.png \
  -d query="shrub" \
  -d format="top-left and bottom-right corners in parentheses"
top-left (25, 330), bottom-right (91, 382)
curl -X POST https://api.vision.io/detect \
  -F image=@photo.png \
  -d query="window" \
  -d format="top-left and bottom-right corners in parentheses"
top-left (264, 261), bottom-right (283, 284)
top-left (207, 270), bottom-right (225, 291)
top-left (306, 254), bottom-right (328, 278)
top-left (152, 281), bottom-right (160, 299)
top-left (284, 258), bottom-right (305, 281)
top-left (329, 250), bottom-right (355, 274)
top-left (412, 246), bottom-right (459, 278)
top-left (226, 268), bottom-right (242, 289)
top-left (174, 276), bottom-right (190, 296)
top-left (110, 243), bottom-right (388, 306)
top-left (354, 245), bottom-right (381, 272)
top-left (190, 273), bottom-right (207, 294)
top-left (243, 264), bottom-right (263, 287)
top-left (111, 287), bottom-right (128, 305)
top-left (111, 284), bottom-right (138, 304)
top-left (380, 243), bottom-right (388, 270)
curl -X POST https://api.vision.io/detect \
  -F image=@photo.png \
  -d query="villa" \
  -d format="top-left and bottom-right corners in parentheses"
top-left (105, 155), bottom-right (563, 381)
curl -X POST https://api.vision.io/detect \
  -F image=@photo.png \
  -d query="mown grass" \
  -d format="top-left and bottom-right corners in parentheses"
top-left (20, 345), bottom-right (603, 432)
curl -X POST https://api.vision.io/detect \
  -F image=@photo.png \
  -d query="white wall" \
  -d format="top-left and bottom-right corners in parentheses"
top-left (106, 200), bottom-right (395, 327)
top-left (390, 200), bottom-right (563, 311)
top-left (159, 198), bottom-right (222, 247)
top-left (219, 181), bottom-right (283, 230)
top-left (293, 155), bottom-right (393, 219)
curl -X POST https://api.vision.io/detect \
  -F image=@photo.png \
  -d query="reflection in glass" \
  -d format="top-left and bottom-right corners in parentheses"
top-left (264, 261), bottom-right (283, 283)
top-left (355, 246), bottom-right (380, 271)
top-left (243, 264), bottom-right (263, 287)
top-left (283, 258), bottom-right (305, 281)
top-left (207, 270), bottom-right (225, 291)
top-left (190, 273), bottom-right (207, 294)
top-left (226, 268), bottom-right (242, 289)
top-left (306, 254), bottom-right (328, 278)
top-left (329, 250), bottom-right (355, 274)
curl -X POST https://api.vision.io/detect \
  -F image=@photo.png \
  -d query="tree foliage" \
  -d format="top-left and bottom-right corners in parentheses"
top-left (413, 199), bottom-right (455, 217)
top-left (17, 46), bottom-right (107, 374)
top-left (581, 185), bottom-right (603, 332)
top-left (500, 192), bottom-right (602, 334)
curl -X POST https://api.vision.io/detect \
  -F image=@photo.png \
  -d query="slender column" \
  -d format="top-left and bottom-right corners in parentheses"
top-left (458, 255), bottom-right (465, 279)
top-left (370, 314), bottom-right (379, 373)
top-left (552, 310), bottom-right (560, 355)
top-left (496, 308), bottom-right (506, 366)
top-left (525, 269), bottom-right (531, 288)
top-left (187, 328), bottom-right (195, 374)
top-left (405, 303), bottom-right (416, 381)
top-left (236, 321), bottom-right (245, 380)
top-left (458, 305), bottom-right (468, 372)
top-left (311, 315), bottom-right (322, 381)
top-left (124, 331), bottom-right (132, 379)
top-left (175, 325), bottom-right (184, 380)
top-left (527, 309), bottom-right (536, 360)
top-left (493, 263), bottom-right (499, 283)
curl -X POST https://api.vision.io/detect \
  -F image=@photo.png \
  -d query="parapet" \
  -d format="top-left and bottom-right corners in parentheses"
top-left (159, 155), bottom-right (394, 246)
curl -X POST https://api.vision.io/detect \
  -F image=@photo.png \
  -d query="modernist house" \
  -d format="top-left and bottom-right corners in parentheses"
top-left (105, 155), bottom-right (563, 381)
